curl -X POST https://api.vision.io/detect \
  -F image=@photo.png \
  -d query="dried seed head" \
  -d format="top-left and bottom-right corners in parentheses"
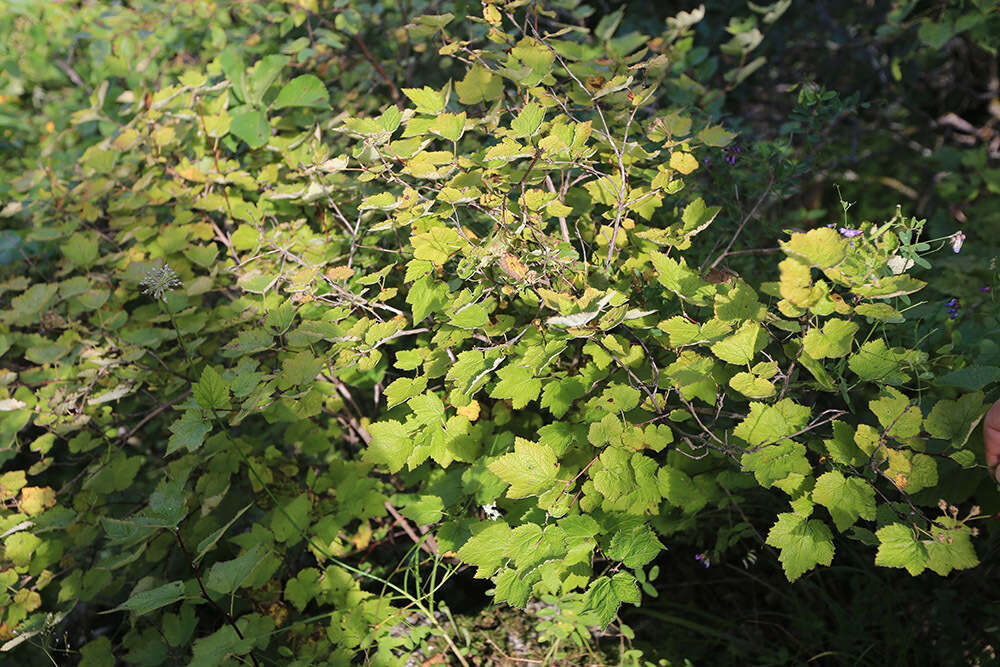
top-left (140, 263), bottom-right (182, 301)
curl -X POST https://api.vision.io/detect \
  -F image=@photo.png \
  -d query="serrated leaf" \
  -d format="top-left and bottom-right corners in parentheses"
top-left (270, 494), bottom-right (311, 544)
top-left (729, 372), bottom-right (776, 398)
top-left (733, 399), bottom-right (811, 447)
top-left (582, 572), bottom-right (640, 629)
top-left (811, 471), bottom-right (875, 532)
top-left (607, 524), bottom-right (663, 569)
top-left (592, 448), bottom-right (660, 514)
top-left (925, 522), bottom-right (978, 576)
top-left (402, 86), bottom-right (445, 114)
top-left (936, 367), bottom-right (1000, 392)
top-left (112, 581), bottom-right (186, 617)
top-left (710, 322), bottom-right (765, 365)
top-left (781, 227), bottom-right (845, 269)
top-left (869, 388), bottom-right (921, 439)
top-left (657, 464), bottom-right (708, 513)
top-left (364, 420), bottom-right (413, 473)
top-left (874, 523), bottom-right (928, 575)
top-left (455, 65), bottom-right (503, 105)
top-left (489, 365), bottom-right (541, 409)
top-left (765, 513), bottom-right (835, 581)
top-left (924, 391), bottom-right (985, 448)
top-left (278, 351), bottom-right (323, 390)
top-left (167, 410), bottom-right (211, 454)
top-left (193, 365), bottom-right (230, 410)
top-left (802, 319), bottom-right (858, 359)
top-left (431, 112), bottom-right (466, 142)
top-left (510, 103), bottom-right (544, 138)
top-left (196, 504), bottom-right (253, 563)
top-left (669, 151), bottom-right (698, 174)
top-left (540, 377), bottom-right (586, 418)
top-left (384, 375), bottom-right (428, 409)
top-left (488, 438), bottom-right (559, 498)
top-left (456, 522), bottom-right (511, 578)
top-left (206, 545), bottom-right (268, 594)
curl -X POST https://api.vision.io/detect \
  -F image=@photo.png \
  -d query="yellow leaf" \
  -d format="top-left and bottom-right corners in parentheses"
top-left (456, 399), bottom-right (481, 421)
top-left (19, 486), bottom-right (56, 516)
top-left (327, 266), bottom-right (355, 280)
top-left (669, 151), bottom-right (699, 174)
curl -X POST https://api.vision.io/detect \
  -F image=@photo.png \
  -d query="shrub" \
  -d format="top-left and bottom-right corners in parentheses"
top-left (0, 1), bottom-right (996, 664)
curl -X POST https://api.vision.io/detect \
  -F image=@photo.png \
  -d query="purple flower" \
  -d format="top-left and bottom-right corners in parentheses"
top-left (946, 298), bottom-right (959, 307)
top-left (839, 228), bottom-right (863, 238)
top-left (981, 287), bottom-right (991, 292)
top-left (694, 553), bottom-right (711, 568)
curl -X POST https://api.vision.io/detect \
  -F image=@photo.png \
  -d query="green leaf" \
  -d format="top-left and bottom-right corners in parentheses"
top-left (510, 102), bottom-right (545, 138)
top-left (112, 581), bottom-right (186, 616)
top-left (189, 625), bottom-right (253, 667)
top-left (455, 65), bottom-right (503, 105)
top-left (278, 351), bottom-right (323, 390)
top-left (848, 339), bottom-right (912, 385)
top-left (802, 319), bottom-right (858, 359)
top-left (924, 391), bottom-right (986, 448)
top-left (811, 471), bottom-right (875, 532)
top-left (582, 572), bottom-right (641, 629)
top-left (273, 75), bottom-right (329, 109)
top-left (650, 253), bottom-right (716, 306)
top-left (780, 227), bottom-right (846, 269)
top-left (248, 54), bottom-right (289, 106)
top-left (823, 421), bottom-right (866, 466)
top-left (733, 399), bottom-right (811, 447)
top-left (193, 365), bottom-right (230, 410)
top-left (936, 367), bottom-right (1000, 391)
top-left (869, 388), bottom-right (921, 439)
top-left (925, 523), bottom-right (978, 576)
top-left (196, 504), bottom-right (253, 564)
top-left (364, 420), bottom-right (413, 473)
top-left (488, 437), bottom-right (559, 498)
top-left (167, 410), bottom-right (211, 455)
top-left (230, 108), bottom-right (270, 149)
top-left (710, 322), bottom-right (765, 365)
top-left (407, 275), bottom-right (448, 323)
top-left (456, 522), bottom-right (512, 578)
top-left (740, 441), bottom-right (811, 489)
top-left (431, 112), bottom-right (466, 143)
top-left (874, 523), bottom-right (928, 575)
top-left (409, 391), bottom-right (445, 425)
top-left (607, 524), bottom-right (663, 568)
top-left (917, 19), bottom-right (953, 49)
top-left (384, 375), bottom-right (428, 409)
top-left (729, 372), bottom-right (776, 399)
top-left (270, 494), bottom-right (311, 544)
top-left (680, 197), bottom-right (721, 234)
top-left (219, 46), bottom-right (247, 103)
top-left (697, 125), bottom-right (736, 147)
top-left (540, 377), bottom-right (586, 418)
top-left (714, 282), bottom-right (765, 322)
top-left (489, 365), bottom-right (541, 409)
top-left (592, 448), bottom-right (660, 514)
top-left (284, 568), bottom-right (320, 612)
top-left (402, 86), bottom-right (446, 114)
top-left (765, 513), bottom-right (835, 581)
top-left (206, 545), bottom-right (268, 594)
top-left (657, 464), bottom-right (708, 513)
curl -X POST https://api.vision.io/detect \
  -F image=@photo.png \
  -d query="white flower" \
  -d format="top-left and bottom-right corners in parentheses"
top-left (482, 503), bottom-right (501, 520)
top-left (140, 263), bottom-right (182, 301)
top-left (951, 231), bottom-right (966, 253)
